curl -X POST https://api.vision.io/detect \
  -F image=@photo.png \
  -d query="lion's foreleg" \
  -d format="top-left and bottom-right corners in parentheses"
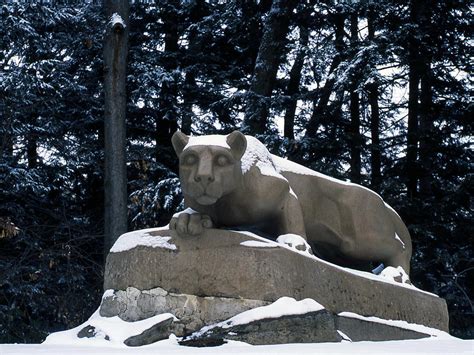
top-left (275, 191), bottom-right (307, 240)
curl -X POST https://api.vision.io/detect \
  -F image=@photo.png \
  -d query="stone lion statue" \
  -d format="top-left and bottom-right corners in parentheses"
top-left (170, 131), bottom-right (412, 274)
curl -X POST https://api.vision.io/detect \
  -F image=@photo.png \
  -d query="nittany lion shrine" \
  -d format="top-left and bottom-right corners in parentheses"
top-left (46, 132), bottom-right (449, 347)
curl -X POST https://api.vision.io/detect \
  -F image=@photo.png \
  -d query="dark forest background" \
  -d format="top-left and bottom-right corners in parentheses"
top-left (0, 0), bottom-right (472, 342)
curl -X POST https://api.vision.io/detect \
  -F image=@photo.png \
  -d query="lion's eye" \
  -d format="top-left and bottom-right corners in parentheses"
top-left (216, 155), bottom-right (229, 166)
top-left (183, 155), bottom-right (197, 165)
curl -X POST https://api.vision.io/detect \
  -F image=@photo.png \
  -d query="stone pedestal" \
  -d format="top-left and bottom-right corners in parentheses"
top-left (102, 227), bottom-right (449, 335)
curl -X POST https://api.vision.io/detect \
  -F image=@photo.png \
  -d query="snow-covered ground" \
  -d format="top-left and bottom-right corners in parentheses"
top-left (2, 297), bottom-right (472, 355)
top-left (5, 228), bottom-right (470, 355)
top-left (1, 338), bottom-right (473, 355)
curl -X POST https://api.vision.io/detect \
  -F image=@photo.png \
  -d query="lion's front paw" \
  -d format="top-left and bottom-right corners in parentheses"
top-left (169, 208), bottom-right (213, 236)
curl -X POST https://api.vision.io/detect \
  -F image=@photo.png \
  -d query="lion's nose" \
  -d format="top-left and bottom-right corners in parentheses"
top-left (195, 158), bottom-right (215, 184)
top-left (194, 174), bottom-right (215, 183)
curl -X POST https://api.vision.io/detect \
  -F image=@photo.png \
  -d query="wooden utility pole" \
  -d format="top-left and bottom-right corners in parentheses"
top-left (103, 0), bottom-right (129, 253)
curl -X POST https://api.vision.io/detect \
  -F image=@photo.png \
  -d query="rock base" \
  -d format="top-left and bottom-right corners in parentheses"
top-left (100, 286), bottom-right (268, 335)
top-left (97, 227), bottom-right (450, 346)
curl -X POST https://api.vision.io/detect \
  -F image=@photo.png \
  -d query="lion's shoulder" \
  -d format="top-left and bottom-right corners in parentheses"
top-left (240, 136), bottom-right (288, 182)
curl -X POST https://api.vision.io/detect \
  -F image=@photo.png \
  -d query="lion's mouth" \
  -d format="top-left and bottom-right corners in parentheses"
top-left (196, 194), bottom-right (219, 205)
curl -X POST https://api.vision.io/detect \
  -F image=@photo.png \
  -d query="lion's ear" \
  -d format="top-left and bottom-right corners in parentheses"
top-left (226, 131), bottom-right (247, 160)
top-left (171, 131), bottom-right (189, 157)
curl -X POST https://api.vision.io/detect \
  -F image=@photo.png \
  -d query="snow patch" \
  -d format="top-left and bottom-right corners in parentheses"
top-left (277, 234), bottom-right (311, 254)
top-left (109, 226), bottom-right (176, 253)
top-left (109, 13), bottom-right (126, 28)
top-left (13, 337), bottom-right (474, 354)
top-left (195, 297), bottom-right (325, 337)
top-left (102, 289), bottom-right (115, 300)
top-left (225, 297), bottom-right (325, 326)
top-left (232, 230), bottom-right (436, 296)
top-left (172, 207), bottom-right (198, 218)
top-left (385, 202), bottom-right (402, 219)
top-left (395, 233), bottom-right (406, 249)
top-left (43, 309), bottom-right (177, 346)
top-left (240, 240), bottom-right (277, 248)
top-left (273, 154), bottom-right (387, 198)
top-left (184, 134), bottom-right (288, 181)
top-left (241, 136), bottom-right (286, 181)
top-left (184, 135), bottom-right (230, 149)
top-left (337, 312), bottom-right (454, 339)
top-left (380, 266), bottom-right (410, 284)
top-left (337, 330), bottom-right (352, 342)
top-left (289, 186), bottom-right (298, 199)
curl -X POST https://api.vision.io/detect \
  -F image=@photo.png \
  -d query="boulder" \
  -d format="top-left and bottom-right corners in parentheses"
top-left (123, 317), bottom-right (174, 347)
top-left (180, 310), bottom-right (431, 346)
top-left (181, 310), bottom-right (343, 346)
top-left (103, 227), bottom-right (449, 335)
top-left (335, 315), bottom-right (430, 342)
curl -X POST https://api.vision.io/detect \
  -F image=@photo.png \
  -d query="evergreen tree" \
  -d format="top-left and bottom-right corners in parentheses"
top-left (0, 0), bottom-right (472, 342)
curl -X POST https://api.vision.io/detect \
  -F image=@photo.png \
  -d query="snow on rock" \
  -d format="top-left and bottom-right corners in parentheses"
top-left (109, 226), bottom-right (176, 253)
top-left (240, 136), bottom-right (284, 181)
top-left (172, 207), bottom-right (198, 218)
top-left (272, 154), bottom-right (323, 177)
top-left (234, 230), bottom-right (434, 295)
top-left (277, 233), bottom-right (312, 255)
top-left (394, 233), bottom-right (406, 249)
top-left (109, 13), bottom-right (126, 28)
top-left (195, 297), bottom-right (325, 336)
top-left (102, 289), bottom-right (115, 300)
top-left (337, 312), bottom-right (455, 340)
top-left (184, 135), bottom-right (230, 149)
top-left (380, 266), bottom-right (410, 284)
top-left (337, 330), bottom-right (352, 342)
top-left (43, 309), bottom-right (177, 347)
top-left (183, 134), bottom-right (287, 181)
top-left (240, 240), bottom-right (277, 248)
top-left (273, 154), bottom-right (390, 199)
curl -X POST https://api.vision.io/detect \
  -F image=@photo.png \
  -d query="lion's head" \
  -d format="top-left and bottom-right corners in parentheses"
top-left (172, 131), bottom-right (247, 205)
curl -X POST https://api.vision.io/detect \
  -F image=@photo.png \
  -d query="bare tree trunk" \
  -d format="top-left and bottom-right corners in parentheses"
top-left (284, 25), bottom-right (308, 140)
top-left (27, 135), bottom-right (37, 169)
top-left (156, 0), bottom-right (179, 161)
top-left (418, 3), bottom-right (434, 196)
top-left (418, 65), bottom-right (433, 197)
top-left (368, 84), bottom-right (381, 188)
top-left (349, 11), bottom-right (361, 183)
top-left (406, 0), bottom-right (421, 199)
top-left (367, 5), bottom-right (381, 189)
top-left (103, 0), bottom-right (129, 253)
top-left (0, 133), bottom-right (13, 161)
top-left (243, 0), bottom-right (297, 135)
top-left (181, 71), bottom-right (195, 135)
top-left (305, 7), bottom-right (345, 138)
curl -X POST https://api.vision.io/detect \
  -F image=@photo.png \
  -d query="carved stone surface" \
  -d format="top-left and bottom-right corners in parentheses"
top-left (170, 131), bottom-right (412, 273)
top-left (103, 228), bottom-right (449, 332)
